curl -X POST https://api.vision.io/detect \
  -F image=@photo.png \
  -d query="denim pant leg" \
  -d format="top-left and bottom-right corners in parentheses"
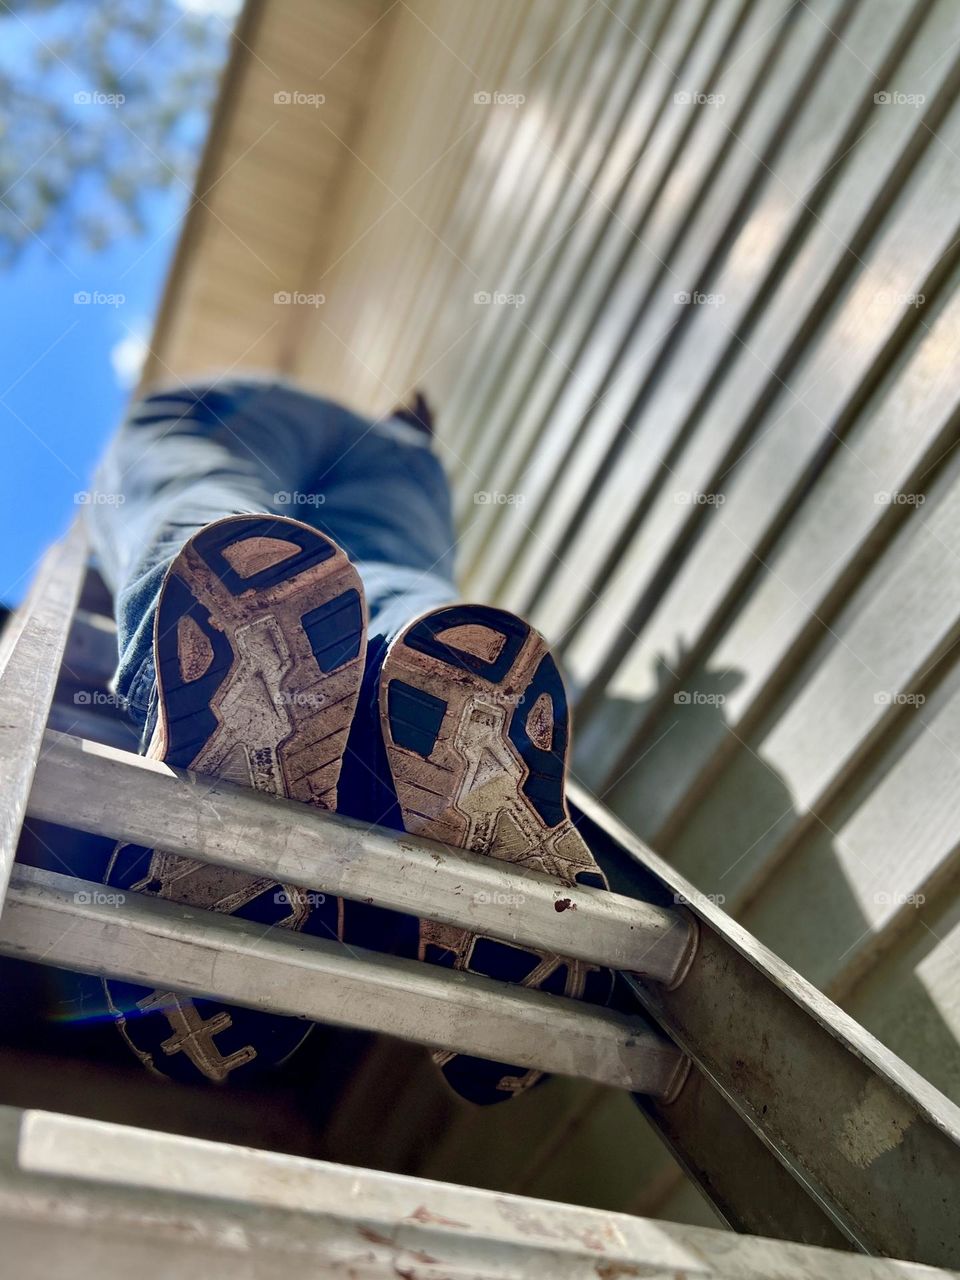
top-left (85, 378), bottom-right (460, 740)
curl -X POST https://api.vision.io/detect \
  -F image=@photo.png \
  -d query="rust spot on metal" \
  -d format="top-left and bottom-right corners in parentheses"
top-left (495, 1199), bottom-right (554, 1239)
top-left (393, 1250), bottom-right (441, 1280)
top-left (580, 1226), bottom-right (609, 1252)
top-left (595, 1264), bottom-right (644, 1279)
top-left (406, 1203), bottom-right (469, 1229)
top-left (358, 1226), bottom-right (393, 1247)
top-left (554, 897), bottom-right (576, 912)
top-left (495, 1199), bottom-right (623, 1253)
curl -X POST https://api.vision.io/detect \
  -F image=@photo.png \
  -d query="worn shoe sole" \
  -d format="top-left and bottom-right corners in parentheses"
top-left (379, 603), bottom-right (613, 1103)
top-left (104, 515), bottom-right (367, 1083)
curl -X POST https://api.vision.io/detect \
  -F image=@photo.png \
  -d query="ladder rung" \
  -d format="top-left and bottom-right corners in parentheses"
top-left (0, 866), bottom-right (688, 1098)
top-left (28, 729), bottom-right (698, 984)
top-left (9, 1104), bottom-right (953, 1280)
top-left (61, 608), bottom-right (119, 685)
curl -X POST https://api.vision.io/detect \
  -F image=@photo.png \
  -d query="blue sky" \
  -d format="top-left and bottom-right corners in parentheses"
top-left (0, 0), bottom-right (238, 604)
top-left (0, 192), bottom-right (183, 603)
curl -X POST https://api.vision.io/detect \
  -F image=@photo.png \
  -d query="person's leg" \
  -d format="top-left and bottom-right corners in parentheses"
top-left (86, 376), bottom-right (459, 1084)
top-left (88, 376), bottom-right (457, 742)
top-left (85, 376), bottom-right (611, 1102)
top-left (100, 510), bottom-right (370, 1083)
top-left (377, 604), bottom-right (613, 1103)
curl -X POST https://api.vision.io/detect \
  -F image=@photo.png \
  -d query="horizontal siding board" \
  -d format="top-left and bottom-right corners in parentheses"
top-left (299, 0), bottom-right (529, 409)
top-left (574, 272), bottom-right (960, 827)
top-left (474, 0), bottom-right (823, 582)
top-left (441, 0), bottom-right (682, 473)
top-left (454, 0), bottom-right (753, 576)
top-left (448, 0), bottom-right (737, 515)
top-left (740, 485), bottom-right (960, 819)
top-left (574, 87), bottom-right (960, 796)
top-left (441, 0), bottom-right (706, 466)
top-left (371, 0), bottom-right (537, 399)
top-left (384, 0), bottom-right (651, 425)
top-left (538, 0), bottom-right (957, 657)
top-left (335, 0), bottom-right (521, 399)
top-left (843, 886), bottom-right (960, 1103)
top-left (633, 453), bottom-right (960, 906)
top-left (375, 0), bottom-right (611, 407)
top-left (464, 0), bottom-right (880, 606)
top-left (491, 0), bottom-right (937, 622)
top-left (741, 665), bottom-right (960, 999)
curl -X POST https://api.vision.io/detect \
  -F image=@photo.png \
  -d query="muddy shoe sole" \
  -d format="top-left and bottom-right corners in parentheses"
top-left (379, 603), bottom-right (613, 1104)
top-left (104, 514), bottom-right (367, 1083)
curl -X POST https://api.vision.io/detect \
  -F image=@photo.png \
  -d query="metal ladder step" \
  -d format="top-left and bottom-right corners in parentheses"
top-left (28, 728), bottom-right (697, 983)
top-left (6, 1104), bottom-right (954, 1280)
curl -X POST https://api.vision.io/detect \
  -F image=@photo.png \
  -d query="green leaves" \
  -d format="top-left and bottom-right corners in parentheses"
top-left (0, 0), bottom-right (231, 260)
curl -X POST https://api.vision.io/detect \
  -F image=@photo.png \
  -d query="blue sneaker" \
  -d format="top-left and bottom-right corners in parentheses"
top-left (379, 604), bottom-right (614, 1104)
top-left (104, 515), bottom-right (367, 1083)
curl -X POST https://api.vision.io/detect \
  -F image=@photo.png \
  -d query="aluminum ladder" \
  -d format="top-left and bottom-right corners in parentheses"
top-left (1, 523), bottom-right (959, 1277)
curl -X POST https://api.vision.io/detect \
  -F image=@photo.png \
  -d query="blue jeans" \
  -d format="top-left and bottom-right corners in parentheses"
top-left (87, 377), bottom-right (459, 830)
top-left (82, 379), bottom-right (604, 1103)
top-left (87, 377), bottom-right (459, 753)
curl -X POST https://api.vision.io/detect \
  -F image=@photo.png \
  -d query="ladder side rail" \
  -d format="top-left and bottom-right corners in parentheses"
top-left (631, 1066), bottom-right (854, 1250)
top-left (572, 785), bottom-right (960, 1269)
top-left (48, 606), bottom-right (139, 750)
top-left (0, 524), bottom-right (88, 919)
